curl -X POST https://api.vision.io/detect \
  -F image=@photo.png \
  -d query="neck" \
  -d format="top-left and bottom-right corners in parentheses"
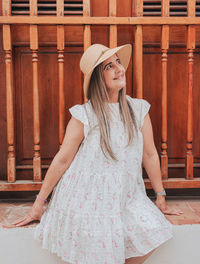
top-left (107, 91), bottom-right (119, 103)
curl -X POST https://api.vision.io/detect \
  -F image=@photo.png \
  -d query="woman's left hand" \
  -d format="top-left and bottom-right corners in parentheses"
top-left (155, 196), bottom-right (183, 216)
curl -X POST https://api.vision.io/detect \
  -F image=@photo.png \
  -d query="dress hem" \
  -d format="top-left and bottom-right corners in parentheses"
top-left (34, 232), bottom-right (173, 264)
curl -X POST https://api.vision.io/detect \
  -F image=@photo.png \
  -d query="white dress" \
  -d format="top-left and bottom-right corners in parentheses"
top-left (34, 95), bottom-right (173, 264)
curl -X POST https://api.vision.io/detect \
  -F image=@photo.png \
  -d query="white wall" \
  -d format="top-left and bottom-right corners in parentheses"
top-left (0, 225), bottom-right (200, 264)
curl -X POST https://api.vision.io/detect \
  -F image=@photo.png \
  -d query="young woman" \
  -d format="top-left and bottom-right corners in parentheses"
top-left (12, 43), bottom-right (183, 264)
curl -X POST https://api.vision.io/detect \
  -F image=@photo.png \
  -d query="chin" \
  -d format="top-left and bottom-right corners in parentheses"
top-left (117, 82), bottom-right (126, 89)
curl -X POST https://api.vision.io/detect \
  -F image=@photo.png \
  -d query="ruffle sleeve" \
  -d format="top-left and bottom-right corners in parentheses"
top-left (69, 104), bottom-right (89, 138)
top-left (140, 99), bottom-right (151, 129)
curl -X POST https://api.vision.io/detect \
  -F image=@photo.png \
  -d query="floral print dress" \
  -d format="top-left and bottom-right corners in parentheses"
top-left (34, 95), bottom-right (173, 264)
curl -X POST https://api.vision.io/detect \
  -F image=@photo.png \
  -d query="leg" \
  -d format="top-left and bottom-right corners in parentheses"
top-left (125, 249), bottom-right (155, 264)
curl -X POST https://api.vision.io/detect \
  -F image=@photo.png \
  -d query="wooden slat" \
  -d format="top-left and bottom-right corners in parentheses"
top-left (132, 0), bottom-right (143, 17)
top-left (2, 16), bottom-right (200, 25)
top-left (186, 25), bottom-right (195, 179)
top-left (57, 0), bottom-right (65, 147)
top-left (187, 0), bottom-right (196, 17)
top-left (160, 0), bottom-right (169, 180)
top-left (30, 23), bottom-right (42, 181)
top-left (2, 0), bottom-right (11, 16)
top-left (84, 25), bottom-right (91, 51)
top-left (144, 178), bottom-right (200, 189)
top-left (109, 0), bottom-right (117, 48)
top-left (13, 162), bottom-right (200, 170)
top-left (30, 0), bottom-right (37, 16)
top-left (110, 25), bottom-right (117, 48)
top-left (83, 0), bottom-right (91, 51)
top-left (0, 181), bottom-right (42, 191)
top-left (161, 0), bottom-right (169, 17)
top-left (1, 178), bottom-right (200, 191)
top-left (57, 0), bottom-right (64, 16)
top-left (3, 25), bottom-right (16, 183)
top-left (134, 25), bottom-right (143, 99)
top-left (109, 0), bottom-right (117, 17)
top-left (83, 0), bottom-right (90, 17)
top-left (133, 0), bottom-right (143, 99)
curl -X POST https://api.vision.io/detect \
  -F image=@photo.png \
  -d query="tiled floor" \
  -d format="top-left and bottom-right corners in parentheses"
top-left (0, 198), bottom-right (200, 228)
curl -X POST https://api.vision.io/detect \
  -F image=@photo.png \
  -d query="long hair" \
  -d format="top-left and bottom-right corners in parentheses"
top-left (87, 62), bottom-right (138, 161)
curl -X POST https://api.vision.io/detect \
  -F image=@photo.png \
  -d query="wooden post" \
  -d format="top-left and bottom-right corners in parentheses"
top-left (57, 0), bottom-right (65, 148)
top-left (83, 0), bottom-right (91, 102)
top-left (132, 0), bottom-right (143, 99)
top-left (186, 26), bottom-right (195, 179)
top-left (3, 0), bottom-right (16, 183)
top-left (161, 0), bottom-right (169, 180)
top-left (186, 0), bottom-right (195, 179)
top-left (30, 0), bottom-right (42, 181)
top-left (3, 2), bottom-right (16, 183)
top-left (109, 0), bottom-right (117, 48)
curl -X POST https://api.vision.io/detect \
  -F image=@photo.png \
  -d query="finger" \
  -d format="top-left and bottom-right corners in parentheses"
top-left (163, 209), bottom-right (183, 215)
top-left (169, 208), bottom-right (184, 214)
top-left (16, 216), bottom-right (34, 227)
top-left (11, 216), bottom-right (27, 225)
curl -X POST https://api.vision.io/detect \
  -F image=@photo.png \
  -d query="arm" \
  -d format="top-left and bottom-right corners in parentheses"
top-left (141, 113), bottom-right (164, 194)
top-left (141, 113), bottom-right (183, 216)
top-left (12, 116), bottom-right (84, 226)
top-left (34, 116), bottom-right (84, 205)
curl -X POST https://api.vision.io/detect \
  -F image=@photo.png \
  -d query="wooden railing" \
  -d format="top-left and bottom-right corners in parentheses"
top-left (0, 0), bottom-right (200, 191)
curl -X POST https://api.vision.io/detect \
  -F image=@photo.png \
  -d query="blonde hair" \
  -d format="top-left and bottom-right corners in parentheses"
top-left (87, 62), bottom-right (138, 161)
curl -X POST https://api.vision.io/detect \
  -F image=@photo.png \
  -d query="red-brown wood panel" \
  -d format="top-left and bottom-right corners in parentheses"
top-left (13, 45), bottom-right (82, 180)
top-left (0, 1), bottom-right (200, 193)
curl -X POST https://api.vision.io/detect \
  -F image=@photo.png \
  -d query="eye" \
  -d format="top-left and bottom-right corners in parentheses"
top-left (116, 58), bottom-right (121, 64)
top-left (105, 64), bottom-right (112, 70)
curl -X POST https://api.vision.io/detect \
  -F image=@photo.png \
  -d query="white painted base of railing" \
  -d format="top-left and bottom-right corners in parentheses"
top-left (0, 225), bottom-right (199, 264)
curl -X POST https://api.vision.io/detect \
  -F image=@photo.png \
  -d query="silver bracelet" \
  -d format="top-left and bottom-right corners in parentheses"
top-left (155, 189), bottom-right (166, 197)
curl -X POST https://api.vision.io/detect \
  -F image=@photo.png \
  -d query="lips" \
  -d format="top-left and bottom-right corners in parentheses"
top-left (114, 75), bottom-right (124, 80)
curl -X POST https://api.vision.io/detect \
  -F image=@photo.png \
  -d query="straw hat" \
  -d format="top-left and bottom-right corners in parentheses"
top-left (80, 43), bottom-right (132, 98)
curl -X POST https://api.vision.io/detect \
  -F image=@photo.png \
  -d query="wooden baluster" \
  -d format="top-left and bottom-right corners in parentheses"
top-left (83, 0), bottom-right (91, 102)
top-left (3, 8), bottom-right (16, 183)
top-left (109, 0), bottom-right (117, 48)
top-left (132, 0), bottom-right (143, 99)
top-left (161, 0), bottom-right (169, 180)
top-left (30, 0), bottom-right (41, 181)
top-left (3, 0), bottom-right (15, 183)
top-left (186, 26), bottom-right (195, 180)
top-left (57, 0), bottom-right (65, 148)
top-left (186, 0), bottom-right (195, 179)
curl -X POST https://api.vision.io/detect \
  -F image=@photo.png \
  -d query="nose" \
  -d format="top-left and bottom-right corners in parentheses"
top-left (115, 63), bottom-right (122, 73)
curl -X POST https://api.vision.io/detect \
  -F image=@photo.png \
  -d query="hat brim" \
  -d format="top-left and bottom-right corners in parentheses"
top-left (83, 44), bottom-right (132, 99)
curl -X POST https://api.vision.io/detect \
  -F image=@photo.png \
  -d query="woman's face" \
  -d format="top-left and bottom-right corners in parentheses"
top-left (102, 53), bottom-right (126, 93)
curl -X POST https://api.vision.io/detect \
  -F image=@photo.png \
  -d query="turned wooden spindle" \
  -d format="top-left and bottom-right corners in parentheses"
top-left (4, 37), bottom-right (16, 183)
top-left (32, 48), bottom-right (42, 181)
top-left (161, 23), bottom-right (169, 180)
top-left (3, 0), bottom-right (16, 183)
top-left (186, 32), bottom-right (195, 180)
top-left (57, 27), bottom-right (65, 148)
top-left (30, 23), bottom-right (42, 182)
